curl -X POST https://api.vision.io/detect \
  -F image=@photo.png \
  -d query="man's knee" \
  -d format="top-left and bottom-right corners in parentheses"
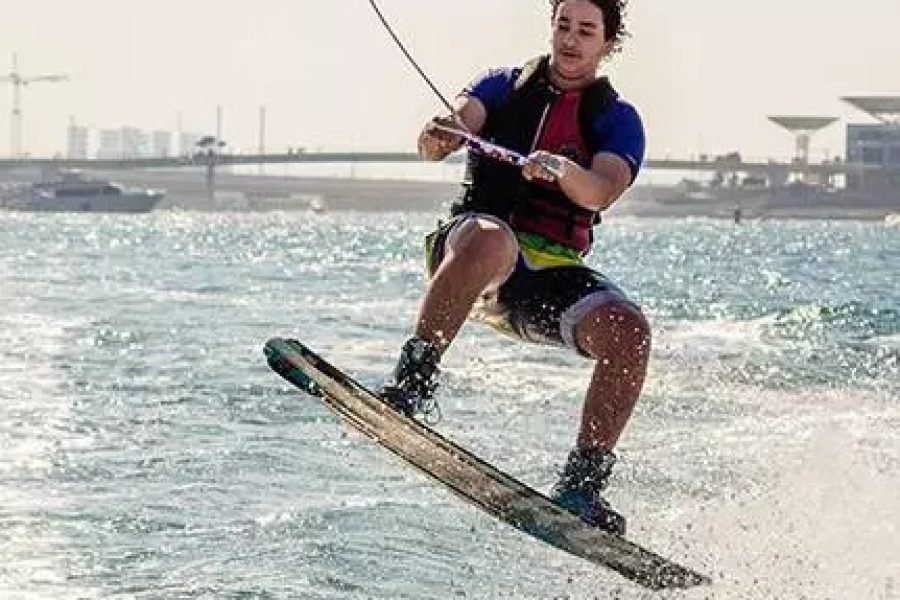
top-left (575, 300), bottom-right (651, 359)
top-left (447, 217), bottom-right (518, 276)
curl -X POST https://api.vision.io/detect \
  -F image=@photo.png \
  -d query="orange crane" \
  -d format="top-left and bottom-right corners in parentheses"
top-left (0, 53), bottom-right (68, 158)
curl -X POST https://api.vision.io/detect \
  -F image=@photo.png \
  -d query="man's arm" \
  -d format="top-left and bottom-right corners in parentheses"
top-left (522, 151), bottom-right (633, 211)
top-left (417, 96), bottom-right (487, 161)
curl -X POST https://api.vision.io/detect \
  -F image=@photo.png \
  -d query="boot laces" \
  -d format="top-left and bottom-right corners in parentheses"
top-left (558, 448), bottom-right (617, 495)
top-left (384, 337), bottom-right (442, 424)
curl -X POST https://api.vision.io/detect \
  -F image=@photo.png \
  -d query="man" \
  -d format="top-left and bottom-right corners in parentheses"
top-left (380, 0), bottom-right (647, 536)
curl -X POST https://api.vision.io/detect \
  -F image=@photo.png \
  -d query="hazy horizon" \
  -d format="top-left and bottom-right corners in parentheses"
top-left (2, 0), bottom-right (899, 162)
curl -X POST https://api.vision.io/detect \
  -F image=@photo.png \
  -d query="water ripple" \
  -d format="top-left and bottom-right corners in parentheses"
top-left (1, 212), bottom-right (897, 599)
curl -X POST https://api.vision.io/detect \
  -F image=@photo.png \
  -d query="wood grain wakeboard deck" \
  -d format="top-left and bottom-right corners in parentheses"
top-left (264, 337), bottom-right (710, 591)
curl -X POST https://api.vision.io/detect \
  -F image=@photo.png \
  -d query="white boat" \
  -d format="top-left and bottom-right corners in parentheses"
top-left (0, 169), bottom-right (165, 213)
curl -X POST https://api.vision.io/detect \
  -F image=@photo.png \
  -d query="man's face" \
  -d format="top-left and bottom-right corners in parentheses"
top-left (550, 0), bottom-right (611, 82)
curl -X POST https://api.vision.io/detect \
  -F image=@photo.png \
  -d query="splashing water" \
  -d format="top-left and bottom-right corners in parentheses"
top-left (0, 212), bottom-right (897, 598)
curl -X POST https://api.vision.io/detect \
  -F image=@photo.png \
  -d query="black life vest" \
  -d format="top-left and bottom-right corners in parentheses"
top-left (453, 55), bottom-right (618, 254)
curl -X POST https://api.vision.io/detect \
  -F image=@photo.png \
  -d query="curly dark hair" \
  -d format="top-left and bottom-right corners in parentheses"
top-left (549, 0), bottom-right (629, 53)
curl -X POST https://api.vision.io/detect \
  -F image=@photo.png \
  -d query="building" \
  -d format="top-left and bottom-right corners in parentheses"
top-left (94, 126), bottom-right (154, 159)
top-left (151, 130), bottom-right (172, 157)
top-left (66, 120), bottom-right (89, 159)
top-left (84, 125), bottom-right (204, 159)
top-left (845, 125), bottom-right (900, 166)
top-left (842, 96), bottom-right (900, 193)
top-left (120, 127), bottom-right (150, 158)
top-left (96, 128), bottom-right (123, 159)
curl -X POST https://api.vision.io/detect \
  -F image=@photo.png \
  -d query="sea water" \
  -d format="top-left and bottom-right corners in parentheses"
top-left (0, 211), bottom-right (897, 599)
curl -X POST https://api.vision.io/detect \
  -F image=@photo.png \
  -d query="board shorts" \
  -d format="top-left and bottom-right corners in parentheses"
top-left (424, 213), bottom-right (641, 356)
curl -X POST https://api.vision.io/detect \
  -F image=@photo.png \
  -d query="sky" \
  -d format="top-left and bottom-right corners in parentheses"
top-left (2, 0), bottom-right (900, 162)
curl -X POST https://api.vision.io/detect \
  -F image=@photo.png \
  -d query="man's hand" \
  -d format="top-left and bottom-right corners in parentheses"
top-left (418, 116), bottom-right (466, 161)
top-left (522, 150), bottom-right (567, 183)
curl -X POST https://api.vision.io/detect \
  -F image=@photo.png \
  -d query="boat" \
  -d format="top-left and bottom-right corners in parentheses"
top-left (0, 169), bottom-right (165, 213)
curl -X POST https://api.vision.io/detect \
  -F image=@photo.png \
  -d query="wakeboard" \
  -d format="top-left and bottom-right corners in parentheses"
top-left (263, 337), bottom-right (710, 590)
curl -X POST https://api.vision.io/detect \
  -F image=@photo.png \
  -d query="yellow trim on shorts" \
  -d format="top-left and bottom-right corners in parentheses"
top-left (515, 231), bottom-right (583, 269)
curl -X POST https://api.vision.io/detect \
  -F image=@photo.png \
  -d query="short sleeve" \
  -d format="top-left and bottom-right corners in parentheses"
top-left (591, 100), bottom-right (646, 183)
top-left (461, 67), bottom-right (519, 113)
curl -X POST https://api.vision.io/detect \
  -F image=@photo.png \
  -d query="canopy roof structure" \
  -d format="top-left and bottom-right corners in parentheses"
top-left (767, 116), bottom-right (839, 133)
top-left (767, 116), bottom-right (839, 165)
top-left (841, 96), bottom-right (900, 123)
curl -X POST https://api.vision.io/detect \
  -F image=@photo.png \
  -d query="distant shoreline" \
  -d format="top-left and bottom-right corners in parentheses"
top-left (3, 170), bottom-right (898, 221)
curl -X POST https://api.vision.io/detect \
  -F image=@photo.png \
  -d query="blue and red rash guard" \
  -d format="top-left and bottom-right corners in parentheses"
top-left (452, 62), bottom-right (646, 253)
top-left (464, 66), bottom-right (645, 184)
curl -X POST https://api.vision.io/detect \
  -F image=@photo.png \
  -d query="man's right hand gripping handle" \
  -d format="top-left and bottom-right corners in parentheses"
top-left (418, 116), bottom-right (466, 161)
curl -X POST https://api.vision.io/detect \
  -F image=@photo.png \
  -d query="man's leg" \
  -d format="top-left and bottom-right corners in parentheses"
top-left (497, 265), bottom-right (650, 442)
top-left (551, 297), bottom-right (651, 536)
top-left (573, 300), bottom-right (651, 451)
top-left (414, 216), bottom-right (518, 351)
top-left (380, 216), bottom-right (518, 416)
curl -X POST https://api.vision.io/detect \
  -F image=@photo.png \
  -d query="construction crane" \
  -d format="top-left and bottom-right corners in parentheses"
top-left (0, 53), bottom-right (68, 158)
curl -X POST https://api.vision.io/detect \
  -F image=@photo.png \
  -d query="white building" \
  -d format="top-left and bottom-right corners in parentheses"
top-left (93, 127), bottom-right (154, 158)
top-left (83, 125), bottom-right (205, 159)
top-left (97, 128), bottom-right (122, 159)
top-left (151, 130), bottom-right (172, 157)
top-left (66, 122), bottom-right (89, 159)
top-left (120, 127), bottom-right (150, 158)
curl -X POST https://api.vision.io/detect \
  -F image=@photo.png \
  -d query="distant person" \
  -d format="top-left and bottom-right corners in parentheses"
top-left (380, 0), bottom-right (646, 536)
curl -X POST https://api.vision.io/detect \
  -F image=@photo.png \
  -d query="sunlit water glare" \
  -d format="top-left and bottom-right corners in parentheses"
top-left (1, 212), bottom-right (897, 599)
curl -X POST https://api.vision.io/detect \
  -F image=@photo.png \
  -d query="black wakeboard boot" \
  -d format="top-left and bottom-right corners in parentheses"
top-left (378, 337), bottom-right (441, 420)
top-left (549, 447), bottom-right (626, 536)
